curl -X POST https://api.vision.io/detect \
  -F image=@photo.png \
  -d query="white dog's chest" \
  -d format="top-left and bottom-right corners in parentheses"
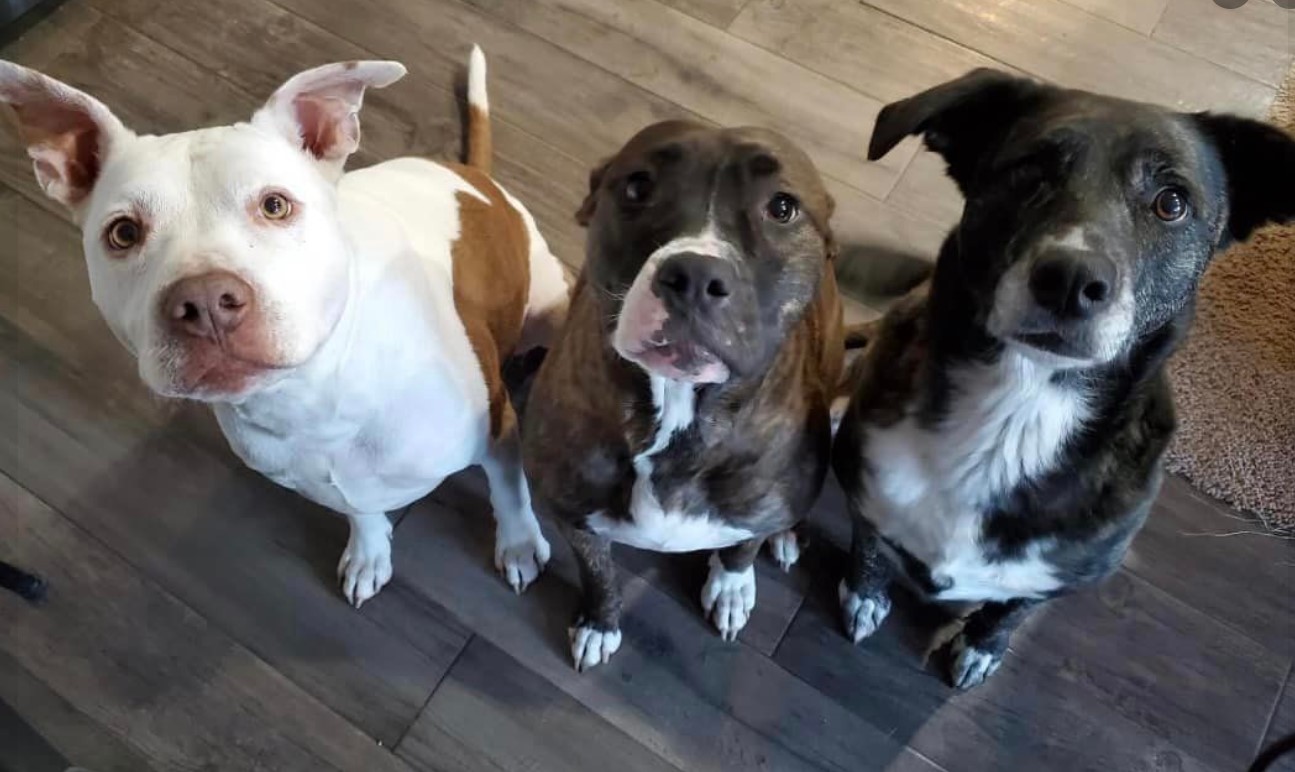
top-left (859, 354), bottom-right (1089, 602)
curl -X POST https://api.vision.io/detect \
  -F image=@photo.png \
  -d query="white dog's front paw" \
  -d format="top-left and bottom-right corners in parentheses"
top-left (570, 623), bottom-right (622, 672)
top-left (946, 634), bottom-right (1004, 690)
top-left (839, 580), bottom-right (891, 643)
top-left (701, 554), bottom-right (756, 642)
top-left (494, 527), bottom-right (551, 594)
top-left (766, 529), bottom-right (801, 572)
top-left (337, 517), bottom-right (393, 608)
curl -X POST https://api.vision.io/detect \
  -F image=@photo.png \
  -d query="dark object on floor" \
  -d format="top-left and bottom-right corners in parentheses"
top-left (1252, 732), bottom-right (1295, 772)
top-left (0, 559), bottom-right (47, 603)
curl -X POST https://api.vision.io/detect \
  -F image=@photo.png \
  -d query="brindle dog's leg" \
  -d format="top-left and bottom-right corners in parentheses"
top-left (564, 523), bottom-right (623, 672)
top-left (702, 537), bottom-right (765, 641)
top-left (944, 597), bottom-right (1042, 689)
top-left (840, 515), bottom-right (896, 643)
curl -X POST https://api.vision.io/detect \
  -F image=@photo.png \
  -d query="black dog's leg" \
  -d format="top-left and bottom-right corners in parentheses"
top-left (563, 523), bottom-right (623, 672)
top-left (944, 597), bottom-right (1042, 689)
top-left (841, 515), bottom-right (896, 643)
top-left (702, 537), bottom-right (765, 641)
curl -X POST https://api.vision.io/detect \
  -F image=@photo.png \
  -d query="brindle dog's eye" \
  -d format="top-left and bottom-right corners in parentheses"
top-left (624, 172), bottom-right (654, 204)
top-left (105, 217), bottom-right (142, 251)
top-left (765, 192), bottom-right (799, 224)
top-left (1153, 188), bottom-right (1188, 222)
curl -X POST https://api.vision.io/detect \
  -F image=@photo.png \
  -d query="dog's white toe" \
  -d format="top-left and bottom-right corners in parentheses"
top-left (947, 634), bottom-right (1003, 690)
top-left (839, 579), bottom-right (891, 643)
top-left (701, 554), bottom-right (756, 642)
top-left (766, 530), bottom-right (801, 572)
top-left (494, 528), bottom-right (551, 594)
top-left (570, 624), bottom-right (622, 671)
top-left (337, 521), bottom-right (393, 608)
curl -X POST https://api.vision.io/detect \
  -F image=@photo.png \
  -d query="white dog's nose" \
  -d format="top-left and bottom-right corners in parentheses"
top-left (162, 271), bottom-right (254, 340)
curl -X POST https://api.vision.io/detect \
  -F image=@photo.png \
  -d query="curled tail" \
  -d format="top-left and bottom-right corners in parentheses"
top-left (466, 44), bottom-right (492, 174)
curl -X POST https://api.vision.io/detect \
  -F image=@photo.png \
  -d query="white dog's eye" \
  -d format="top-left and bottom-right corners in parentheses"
top-left (259, 193), bottom-right (292, 220)
top-left (105, 217), bottom-right (142, 251)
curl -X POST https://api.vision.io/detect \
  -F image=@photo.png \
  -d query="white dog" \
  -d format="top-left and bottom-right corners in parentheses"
top-left (0, 47), bottom-right (568, 606)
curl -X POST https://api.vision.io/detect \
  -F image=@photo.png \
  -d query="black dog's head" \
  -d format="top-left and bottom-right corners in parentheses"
top-left (578, 121), bottom-right (835, 384)
top-left (870, 69), bottom-right (1295, 368)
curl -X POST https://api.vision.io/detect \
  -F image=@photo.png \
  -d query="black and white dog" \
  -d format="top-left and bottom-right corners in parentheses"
top-left (833, 70), bottom-right (1295, 689)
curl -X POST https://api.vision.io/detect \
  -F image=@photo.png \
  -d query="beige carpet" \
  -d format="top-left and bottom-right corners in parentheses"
top-left (1166, 64), bottom-right (1295, 535)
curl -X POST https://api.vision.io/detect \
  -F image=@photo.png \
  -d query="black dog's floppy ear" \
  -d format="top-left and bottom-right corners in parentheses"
top-left (1193, 113), bottom-right (1295, 243)
top-left (868, 69), bottom-right (1045, 193)
top-left (575, 157), bottom-right (611, 227)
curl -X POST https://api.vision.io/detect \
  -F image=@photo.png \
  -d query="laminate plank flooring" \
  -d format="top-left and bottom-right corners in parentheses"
top-left (1, 0), bottom-right (1292, 769)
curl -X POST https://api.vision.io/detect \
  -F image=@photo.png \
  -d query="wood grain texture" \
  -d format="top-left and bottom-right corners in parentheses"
top-left (455, 0), bottom-right (915, 198)
top-left (1154, 0), bottom-right (1294, 87)
top-left (1260, 666), bottom-right (1295, 772)
top-left (0, 471), bottom-right (416, 772)
top-left (731, 0), bottom-right (1014, 103)
top-left (400, 637), bottom-right (684, 772)
top-left (860, 0), bottom-right (1276, 116)
top-left (659, 0), bottom-right (750, 29)
top-left (1060, 0), bottom-right (1169, 34)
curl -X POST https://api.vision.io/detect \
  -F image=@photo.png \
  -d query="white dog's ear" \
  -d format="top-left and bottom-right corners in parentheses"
top-left (0, 60), bottom-right (131, 209)
top-left (252, 60), bottom-right (406, 181)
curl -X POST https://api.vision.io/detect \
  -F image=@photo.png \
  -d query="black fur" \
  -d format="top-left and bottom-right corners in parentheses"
top-left (835, 70), bottom-right (1295, 688)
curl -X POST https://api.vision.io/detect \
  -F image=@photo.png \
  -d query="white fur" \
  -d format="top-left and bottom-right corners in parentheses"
top-left (839, 580), bottom-right (892, 643)
top-left (858, 351), bottom-right (1089, 602)
top-left (766, 529), bottom-right (801, 571)
top-left (3, 55), bottom-right (559, 606)
top-left (948, 634), bottom-right (1003, 690)
top-left (467, 45), bottom-right (489, 112)
top-left (700, 553), bottom-right (755, 641)
top-left (570, 624), bottom-right (622, 671)
top-left (586, 376), bottom-right (753, 551)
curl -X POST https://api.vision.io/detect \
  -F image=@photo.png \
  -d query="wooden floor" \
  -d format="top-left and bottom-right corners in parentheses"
top-left (1, 0), bottom-right (1294, 770)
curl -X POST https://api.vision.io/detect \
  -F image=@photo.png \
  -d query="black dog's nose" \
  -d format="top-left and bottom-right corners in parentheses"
top-left (653, 254), bottom-right (735, 311)
top-left (1028, 252), bottom-right (1116, 320)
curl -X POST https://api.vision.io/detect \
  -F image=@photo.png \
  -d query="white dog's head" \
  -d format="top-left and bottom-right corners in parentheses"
top-left (0, 59), bottom-right (405, 401)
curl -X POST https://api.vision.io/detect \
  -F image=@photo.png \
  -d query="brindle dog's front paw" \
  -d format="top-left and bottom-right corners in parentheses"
top-left (569, 621), bottom-right (622, 672)
top-left (943, 632), bottom-right (1006, 690)
top-left (766, 530), bottom-right (801, 572)
top-left (701, 555), bottom-right (756, 642)
top-left (839, 580), bottom-right (892, 643)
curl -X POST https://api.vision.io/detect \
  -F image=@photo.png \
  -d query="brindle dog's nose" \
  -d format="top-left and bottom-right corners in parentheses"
top-left (653, 253), bottom-right (735, 312)
top-left (1028, 251), bottom-right (1116, 320)
top-left (163, 271), bottom-right (254, 339)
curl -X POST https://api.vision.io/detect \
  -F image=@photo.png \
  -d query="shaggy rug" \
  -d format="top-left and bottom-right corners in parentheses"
top-left (1166, 63), bottom-right (1295, 534)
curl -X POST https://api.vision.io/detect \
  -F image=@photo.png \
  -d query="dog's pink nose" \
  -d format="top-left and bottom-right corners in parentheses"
top-left (163, 271), bottom-right (254, 340)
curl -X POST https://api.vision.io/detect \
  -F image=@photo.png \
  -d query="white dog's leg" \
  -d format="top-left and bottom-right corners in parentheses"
top-left (481, 416), bottom-right (551, 593)
top-left (337, 513), bottom-right (393, 608)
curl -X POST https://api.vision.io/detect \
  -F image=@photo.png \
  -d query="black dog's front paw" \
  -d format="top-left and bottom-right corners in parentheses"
top-left (569, 617), bottom-right (622, 672)
top-left (942, 632), bottom-right (1006, 690)
top-left (839, 579), bottom-right (892, 644)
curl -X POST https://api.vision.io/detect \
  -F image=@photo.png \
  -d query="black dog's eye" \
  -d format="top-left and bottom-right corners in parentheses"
top-left (765, 192), bottom-right (800, 224)
top-left (1153, 188), bottom-right (1189, 222)
top-left (624, 172), bottom-right (654, 204)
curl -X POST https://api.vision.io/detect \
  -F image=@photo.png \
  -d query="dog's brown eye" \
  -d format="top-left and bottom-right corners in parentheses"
top-left (260, 193), bottom-right (292, 220)
top-left (1153, 188), bottom-right (1188, 222)
top-left (105, 217), bottom-right (142, 250)
top-left (766, 192), bottom-right (799, 224)
top-left (624, 172), bottom-right (654, 204)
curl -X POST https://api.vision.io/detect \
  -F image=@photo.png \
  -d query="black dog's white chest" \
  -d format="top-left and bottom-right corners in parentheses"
top-left (859, 354), bottom-right (1090, 601)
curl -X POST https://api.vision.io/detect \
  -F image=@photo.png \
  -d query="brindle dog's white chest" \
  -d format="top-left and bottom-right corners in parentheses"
top-left (587, 378), bottom-right (753, 552)
top-left (860, 353), bottom-right (1090, 601)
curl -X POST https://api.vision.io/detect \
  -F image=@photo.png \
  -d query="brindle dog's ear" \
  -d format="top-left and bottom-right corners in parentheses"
top-left (575, 157), bottom-right (611, 227)
top-left (1193, 113), bottom-right (1295, 243)
top-left (867, 69), bottom-right (1045, 195)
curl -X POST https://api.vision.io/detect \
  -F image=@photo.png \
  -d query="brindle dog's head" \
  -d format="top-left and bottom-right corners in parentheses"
top-left (870, 70), bottom-right (1295, 368)
top-left (578, 121), bottom-right (835, 384)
